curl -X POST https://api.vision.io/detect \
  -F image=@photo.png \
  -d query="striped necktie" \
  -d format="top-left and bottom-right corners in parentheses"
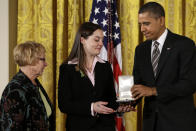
top-left (151, 41), bottom-right (160, 77)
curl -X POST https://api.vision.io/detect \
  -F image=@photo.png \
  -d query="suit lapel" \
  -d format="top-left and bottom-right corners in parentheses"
top-left (94, 62), bottom-right (101, 88)
top-left (145, 41), bottom-right (155, 80)
top-left (155, 31), bottom-right (174, 79)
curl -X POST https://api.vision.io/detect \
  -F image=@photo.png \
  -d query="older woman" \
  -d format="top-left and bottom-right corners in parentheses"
top-left (0, 41), bottom-right (55, 131)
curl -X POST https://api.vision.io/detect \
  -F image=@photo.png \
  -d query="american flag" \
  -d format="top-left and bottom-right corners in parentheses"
top-left (89, 0), bottom-right (124, 131)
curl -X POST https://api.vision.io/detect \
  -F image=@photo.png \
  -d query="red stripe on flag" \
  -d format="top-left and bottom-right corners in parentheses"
top-left (113, 54), bottom-right (122, 85)
top-left (115, 116), bottom-right (125, 131)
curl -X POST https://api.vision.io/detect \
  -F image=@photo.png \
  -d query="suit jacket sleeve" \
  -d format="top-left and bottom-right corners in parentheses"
top-left (58, 64), bottom-right (92, 116)
top-left (132, 46), bottom-right (143, 105)
top-left (133, 46), bottom-right (142, 84)
top-left (105, 62), bottom-right (119, 110)
top-left (157, 38), bottom-right (196, 103)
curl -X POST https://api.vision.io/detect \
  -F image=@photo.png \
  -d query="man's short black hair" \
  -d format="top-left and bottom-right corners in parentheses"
top-left (139, 2), bottom-right (165, 18)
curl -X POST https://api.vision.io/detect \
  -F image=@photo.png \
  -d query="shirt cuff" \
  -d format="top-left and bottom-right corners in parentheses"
top-left (91, 103), bottom-right (96, 116)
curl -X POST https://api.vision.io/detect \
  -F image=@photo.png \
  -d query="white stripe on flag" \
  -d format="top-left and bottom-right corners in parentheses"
top-left (98, 46), bottom-right (107, 61)
top-left (114, 44), bottom-right (122, 70)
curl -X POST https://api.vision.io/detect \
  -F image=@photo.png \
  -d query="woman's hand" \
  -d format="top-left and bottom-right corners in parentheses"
top-left (93, 101), bottom-right (115, 114)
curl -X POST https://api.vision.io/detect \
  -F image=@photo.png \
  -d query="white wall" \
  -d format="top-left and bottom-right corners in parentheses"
top-left (0, 0), bottom-right (9, 98)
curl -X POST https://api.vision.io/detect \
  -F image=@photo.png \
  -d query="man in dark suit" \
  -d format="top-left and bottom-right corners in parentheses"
top-left (131, 2), bottom-right (196, 131)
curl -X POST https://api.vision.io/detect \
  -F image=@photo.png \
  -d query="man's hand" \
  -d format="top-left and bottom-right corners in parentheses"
top-left (131, 85), bottom-right (157, 100)
top-left (117, 104), bottom-right (136, 112)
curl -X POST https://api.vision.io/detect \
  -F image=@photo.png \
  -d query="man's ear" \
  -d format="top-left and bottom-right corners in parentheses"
top-left (80, 37), bottom-right (85, 45)
top-left (160, 16), bottom-right (165, 26)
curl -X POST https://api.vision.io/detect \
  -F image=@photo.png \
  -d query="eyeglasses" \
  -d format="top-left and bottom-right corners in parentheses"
top-left (39, 58), bottom-right (46, 62)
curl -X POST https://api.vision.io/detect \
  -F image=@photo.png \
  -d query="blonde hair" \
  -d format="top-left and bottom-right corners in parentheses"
top-left (13, 41), bottom-right (46, 66)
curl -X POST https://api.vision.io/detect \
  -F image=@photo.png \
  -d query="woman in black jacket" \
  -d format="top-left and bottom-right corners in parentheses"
top-left (58, 22), bottom-right (130, 131)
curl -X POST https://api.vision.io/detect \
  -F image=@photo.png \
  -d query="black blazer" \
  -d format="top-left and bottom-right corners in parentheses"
top-left (133, 30), bottom-right (196, 131)
top-left (58, 61), bottom-right (118, 131)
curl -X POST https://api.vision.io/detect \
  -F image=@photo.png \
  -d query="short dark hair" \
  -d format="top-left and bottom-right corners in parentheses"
top-left (139, 2), bottom-right (165, 18)
top-left (65, 22), bottom-right (103, 75)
